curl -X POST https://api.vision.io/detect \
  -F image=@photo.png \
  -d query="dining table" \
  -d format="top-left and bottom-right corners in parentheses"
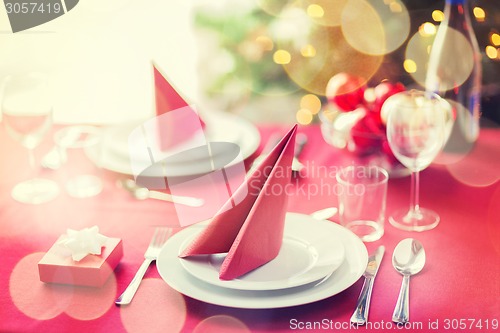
top-left (0, 119), bottom-right (498, 333)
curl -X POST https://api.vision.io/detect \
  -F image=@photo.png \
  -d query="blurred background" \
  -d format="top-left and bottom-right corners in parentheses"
top-left (0, 0), bottom-right (498, 126)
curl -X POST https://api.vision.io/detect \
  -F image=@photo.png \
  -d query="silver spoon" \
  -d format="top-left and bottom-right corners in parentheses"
top-left (392, 238), bottom-right (426, 324)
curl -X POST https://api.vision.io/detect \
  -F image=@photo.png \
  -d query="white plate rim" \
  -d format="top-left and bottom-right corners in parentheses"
top-left (157, 212), bottom-right (368, 309)
top-left (178, 217), bottom-right (346, 291)
top-left (88, 112), bottom-right (260, 177)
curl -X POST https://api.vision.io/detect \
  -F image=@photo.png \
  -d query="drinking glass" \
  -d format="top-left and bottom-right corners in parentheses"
top-left (1, 73), bottom-right (59, 204)
top-left (336, 165), bottom-right (388, 242)
top-left (384, 90), bottom-right (452, 231)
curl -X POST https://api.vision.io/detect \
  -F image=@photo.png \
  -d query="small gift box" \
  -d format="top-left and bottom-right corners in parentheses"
top-left (38, 227), bottom-right (123, 287)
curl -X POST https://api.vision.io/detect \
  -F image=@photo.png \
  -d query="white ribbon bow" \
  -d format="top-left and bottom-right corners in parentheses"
top-left (58, 226), bottom-right (108, 261)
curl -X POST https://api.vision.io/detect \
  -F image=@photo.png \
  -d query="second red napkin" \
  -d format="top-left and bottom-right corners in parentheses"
top-left (153, 63), bottom-right (204, 151)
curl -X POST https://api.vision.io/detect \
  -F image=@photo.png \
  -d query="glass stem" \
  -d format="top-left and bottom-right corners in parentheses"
top-left (409, 170), bottom-right (421, 216)
top-left (28, 148), bottom-right (36, 175)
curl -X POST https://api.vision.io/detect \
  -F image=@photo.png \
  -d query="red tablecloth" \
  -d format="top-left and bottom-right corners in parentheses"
top-left (0, 124), bottom-right (499, 333)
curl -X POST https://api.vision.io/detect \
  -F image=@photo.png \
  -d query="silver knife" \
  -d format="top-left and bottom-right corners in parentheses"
top-left (350, 246), bottom-right (385, 325)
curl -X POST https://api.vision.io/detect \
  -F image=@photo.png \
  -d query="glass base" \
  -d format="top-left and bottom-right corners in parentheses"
top-left (344, 220), bottom-right (384, 242)
top-left (11, 178), bottom-right (60, 204)
top-left (389, 208), bottom-right (440, 232)
top-left (66, 175), bottom-right (103, 198)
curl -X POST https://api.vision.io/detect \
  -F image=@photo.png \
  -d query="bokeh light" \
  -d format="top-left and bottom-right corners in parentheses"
top-left (273, 50), bottom-right (292, 64)
top-left (389, 1), bottom-right (402, 13)
top-left (403, 59), bottom-right (417, 73)
top-left (300, 44), bottom-right (317, 57)
top-left (269, 6), bottom-right (312, 46)
top-left (281, 25), bottom-right (382, 95)
top-left (120, 278), bottom-right (186, 333)
top-left (10, 252), bottom-right (120, 323)
top-left (341, 0), bottom-right (385, 56)
top-left (432, 10), bottom-right (444, 22)
top-left (425, 27), bottom-right (475, 93)
top-left (473, 7), bottom-right (485, 22)
top-left (444, 136), bottom-right (500, 187)
top-left (434, 100), bottom-right (475, 165)
top-left (300, 94), bottom-right (322, 114)
top-left (256, 0), bottom-right (296, 16)
top-left (296, 108), bottom-right (313, 125)
top-left (419, 22), bottom-right (437, 37)
top-left (491, 33), bottom-right (500, 46)
top-left (485, 46), bottom-right (498, 60)
top-left (193, 315), bottom-right (251, 333)
top-left (64, 263), bottom-right (117, 320)
top-left (255, 35), bottom-right (274, 51)
top-left (221, 12), bottom-right (303, 99)
top-left (307, 4), bottom-right (324, 18)
top-left (404, 31), bottom-right (436, 87)
top-left (341, 0), bottom-right (410, 55)
top-left (9, 253), bottom-right (72, 320)
top-left (299, 0), bottom-right (349, 27)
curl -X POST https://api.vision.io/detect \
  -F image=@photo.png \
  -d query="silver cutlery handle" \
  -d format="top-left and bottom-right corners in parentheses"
top-left (350, 276), bottom-right (374, 325)
top-left (115, 258), bottom-right (153, 305)
top-left (148, 191), bottom-right (204, 207)
top-left (392, 274), bottom-right (410, 323)
top-left (169, 194), bottom-right (204, 207)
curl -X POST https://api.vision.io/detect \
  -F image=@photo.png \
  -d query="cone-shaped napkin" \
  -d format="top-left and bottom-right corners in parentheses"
top-left (153, 63), bottom-right (204, 150)
top-left (180, 125), bottom-right (297, 280)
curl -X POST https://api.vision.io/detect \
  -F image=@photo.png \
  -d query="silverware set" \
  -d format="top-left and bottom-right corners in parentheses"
top-left (351, 238), bottom-right (425, 325)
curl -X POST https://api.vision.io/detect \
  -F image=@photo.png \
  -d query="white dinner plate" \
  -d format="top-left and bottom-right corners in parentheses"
top-left (88, 112), bottom-right (260, 177)
top-left (157, 213), bottom-right (368, 309)
top-left (179, 216), bottom-right (345, 291)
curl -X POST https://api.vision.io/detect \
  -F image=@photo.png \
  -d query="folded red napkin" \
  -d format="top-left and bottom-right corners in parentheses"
top-left (180, 125), bottom-right (297, 280)
top-left (153, 63), bottom-right (204, 151)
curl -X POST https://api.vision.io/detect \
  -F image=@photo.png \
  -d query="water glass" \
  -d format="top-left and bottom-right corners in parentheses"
top-left (336, 165), bottom-right (388, 242)
top-left (54, 125), bottom-right (103, 198)
top-left (1, 72), bottom-right (59, 204)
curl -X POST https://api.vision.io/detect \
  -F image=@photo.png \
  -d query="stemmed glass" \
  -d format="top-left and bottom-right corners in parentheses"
top-left (1, 73), bottom-right (59, 204)
top-left (384, 90), bottom-right (452, 231)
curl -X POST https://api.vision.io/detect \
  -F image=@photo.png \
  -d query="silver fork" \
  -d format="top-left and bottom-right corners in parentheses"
top-left (115, 227), bottom-right (171, 305)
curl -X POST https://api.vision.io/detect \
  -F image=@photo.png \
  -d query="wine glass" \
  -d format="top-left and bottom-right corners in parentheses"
top-left (384, 90), bottom-right (452, 231)
top-left (1, 72), bottom-right (59, 204)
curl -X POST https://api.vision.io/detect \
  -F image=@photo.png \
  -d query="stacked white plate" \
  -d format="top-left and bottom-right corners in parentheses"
top-left (157, 212), bottom-right (368, 309)
top-left (88, 112), bottom-right (260, 178)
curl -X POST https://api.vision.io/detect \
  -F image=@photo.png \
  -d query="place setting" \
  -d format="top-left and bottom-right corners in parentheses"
top-left (1, 0), bottom-right (499, 331)
top-left (126, 125), bottom-right (368, 309)
top-left (1, 65), bottom-right (457, 328)
top-left (112, 86), bottom-right (453, 322)
top-left (86, 64), bottom-right (261, 180)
